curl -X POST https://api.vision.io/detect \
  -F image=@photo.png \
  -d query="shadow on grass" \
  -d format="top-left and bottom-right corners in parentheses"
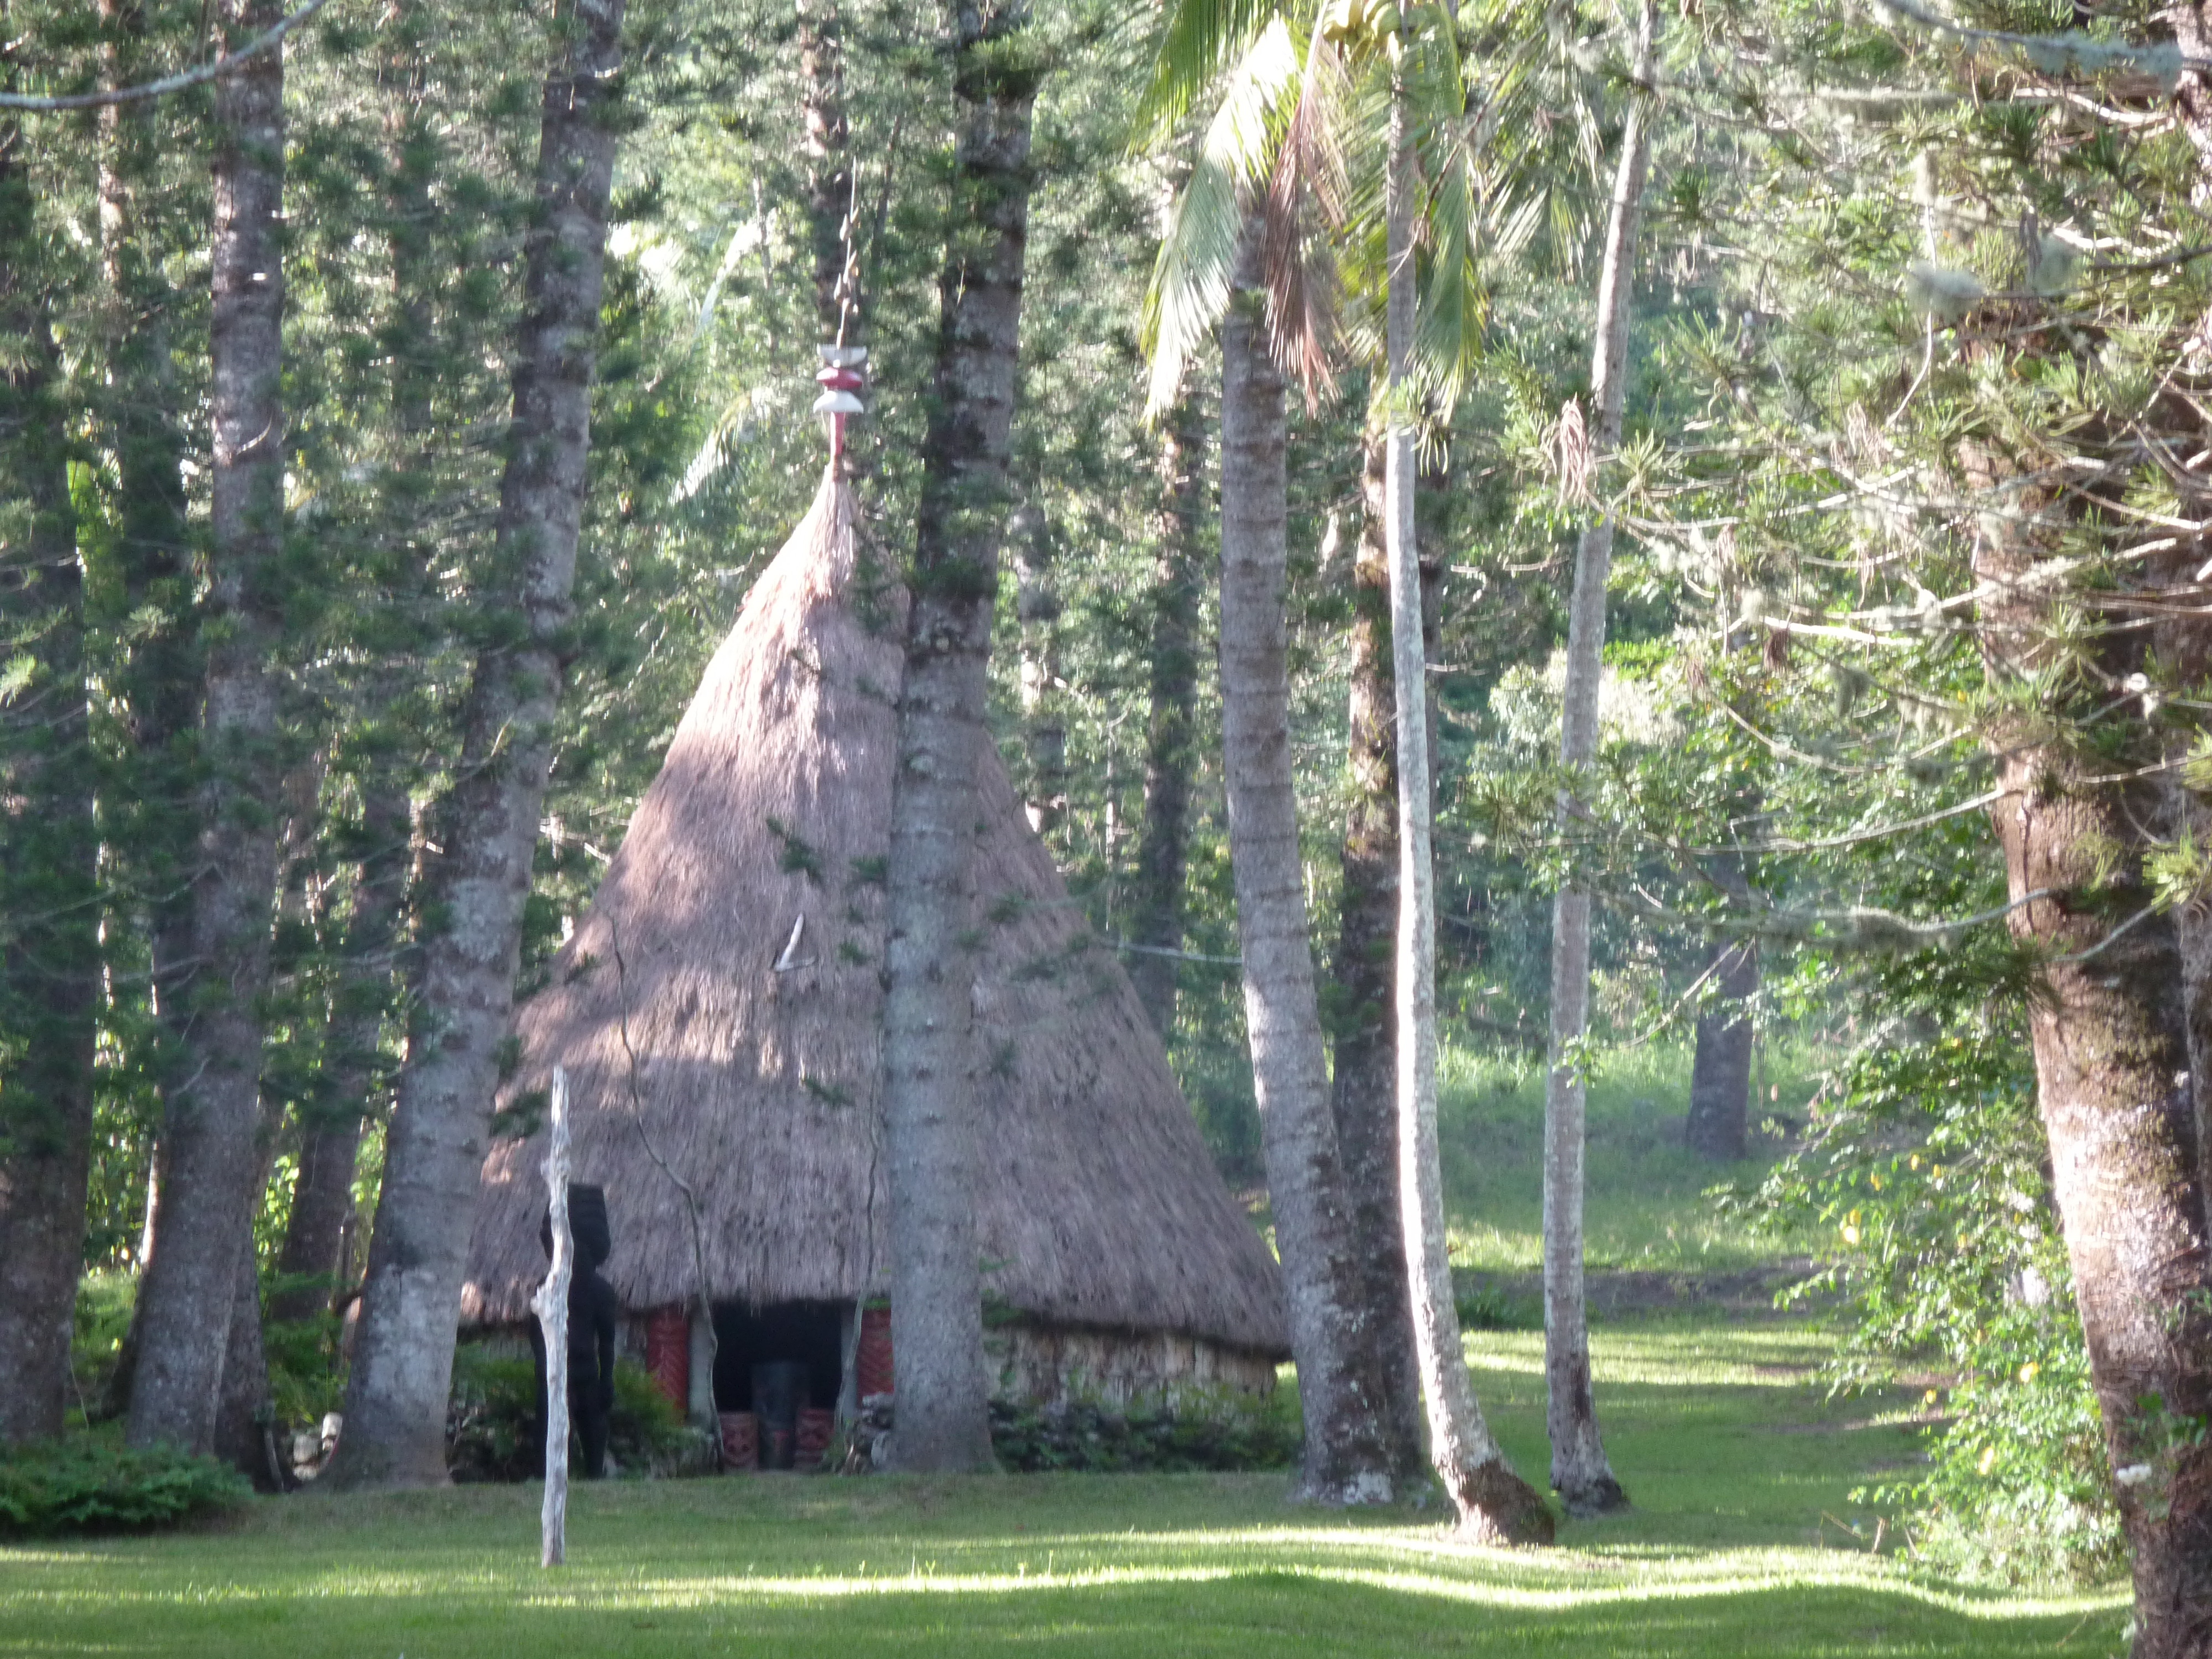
top-left (0, 1475), bottom-right (2127, 1659)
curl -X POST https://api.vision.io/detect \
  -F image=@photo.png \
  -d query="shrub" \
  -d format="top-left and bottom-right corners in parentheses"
top-left (447, 1345), bottom-right (698, 1481)
top-left (987, 1390), bottom-right (1300, 1474)
top-left (1739, 990), bottom-right (2120, 1587)
top-left (0, 1438), bottom-right (248, 1536)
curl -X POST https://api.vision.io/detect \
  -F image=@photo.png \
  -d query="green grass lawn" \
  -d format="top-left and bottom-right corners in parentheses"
top-left (1438, 1042), bottom-right (1823, 1274)
top-left (7, 1044), bottom-right (2125, 1655)
top-left (1, 1318), bottom-right (2125, 1658)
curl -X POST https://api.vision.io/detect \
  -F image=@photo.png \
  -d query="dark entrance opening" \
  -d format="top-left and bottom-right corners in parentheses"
top-left (711, 1300), bottom-right (846, 1412)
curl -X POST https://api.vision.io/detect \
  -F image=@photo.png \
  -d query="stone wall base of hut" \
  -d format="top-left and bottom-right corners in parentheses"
top-left (985, 1322), bottom-right (1279, 1408)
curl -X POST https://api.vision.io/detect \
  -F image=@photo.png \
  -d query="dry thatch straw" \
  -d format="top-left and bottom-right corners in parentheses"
top-left (463, 472), bottom-right (1288, 1359)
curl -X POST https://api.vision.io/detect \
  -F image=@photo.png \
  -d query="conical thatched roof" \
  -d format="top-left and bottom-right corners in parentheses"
top-left (462, 473), bottom-right (1288, 1358)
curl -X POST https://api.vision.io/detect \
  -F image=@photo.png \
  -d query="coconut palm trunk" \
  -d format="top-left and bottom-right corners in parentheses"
top-left (125, 0), bottom-right (292, 1455)
top-left (1128, 391), bottom-right (1207, 1032)
top-left (1539, 0), bottom-right (1655, 1519)
top-left (878, 0), bottom-right (1040, 1474)
top-left (1380, 68), bottom-right (1551, 1543)
top-left (1329, 434), bottom-right (1429, 1480)
top-left (331, 0), bottom-right (629, 1488)
top-left (0, 112), bottom-right (99, 1447)
top-left (1218, 235), bottom-right (1393, 1505)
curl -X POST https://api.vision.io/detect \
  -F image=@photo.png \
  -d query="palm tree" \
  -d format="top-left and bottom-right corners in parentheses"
top-left (1143, 2), bottom-right (1550, 1531)
top-left (1143, 12), bottom-right (1399, 1501)
top-left (1541, 0), bottom-right (1655, 1517)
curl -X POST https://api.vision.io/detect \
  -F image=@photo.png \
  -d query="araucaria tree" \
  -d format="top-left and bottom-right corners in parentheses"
top-left (126, 0), bottom-right (292, 1457)
top-left (0, 85), bottom-right (98, 1447)
top-left (332, 0), bottom-right (632, 1488)
top-left (879, 0), bottom-right (1042, 1474)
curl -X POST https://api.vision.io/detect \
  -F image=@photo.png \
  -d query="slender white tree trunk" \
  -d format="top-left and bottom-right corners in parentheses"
top-left (1219, 228), bottom-right (1394, 1506)
top-left (533, 1072), bottom-right (571, 1569)
top-left (1381, 61), bottom-right (1552, 1545)
top-left (1542, 0), bottom-right (1657, 1518)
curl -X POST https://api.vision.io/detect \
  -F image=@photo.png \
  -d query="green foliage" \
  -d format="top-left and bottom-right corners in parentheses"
top-left (986, 1391), bottom-right (1299, 1474)
top-left (69, 1271), bottom-right (135, 1418)
top-left (0, 1437), bottom-right (248, 1537)
top-left (1742, 1003), bottom-right (2118, 1584)
top-left (446, 1347), bottom-right (699, 1483)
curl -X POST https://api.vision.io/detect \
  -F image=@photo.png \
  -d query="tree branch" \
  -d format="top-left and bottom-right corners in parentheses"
top-left (0, 0), bottom-right (335, 112)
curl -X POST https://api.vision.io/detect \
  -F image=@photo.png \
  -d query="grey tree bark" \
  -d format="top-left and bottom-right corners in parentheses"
top-left (93, 0), bottom-right (203, 1422)
top-left (879, 0), bottom-right (1039, 1475)
top-left (1966, 436), bottom-right (2212, 1659)
top-left (331, 0), bottom-right (629, 1488)
top-left (799, 0), bottom-right (855, 342)
top-left (1128, 392), bottom-right (1207, 1034)
top-left (0, 112), bottom-right (99, 1446)
top-left (1540, 0), bottom-right (1655, 1519)
top-left (126, 0), bottom-right (291, 1455)
top-left (1684, 846), bottom-right (1756, 1164)
top-left (211, 1234), bottom-right (281, 1488)
top-left (273, 783), bottom-right (410, 1323)
top-left (1218, 234), bottom-right (1394, 1505)
top-left (1011, 498), bottom-right (1067, 834)
top-left (1383, 72), bottom-right (1552, 1544)
top-left (272, 14), bottom-right (430, 1329)
top-left (1328, 435), bottom-right (1429, 1481)
top-left (98, 0), bottom-right (200, 1046)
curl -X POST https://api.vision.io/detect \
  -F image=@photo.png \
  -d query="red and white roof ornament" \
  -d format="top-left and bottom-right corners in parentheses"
top-left (814, 345), bottom-right (867, 462)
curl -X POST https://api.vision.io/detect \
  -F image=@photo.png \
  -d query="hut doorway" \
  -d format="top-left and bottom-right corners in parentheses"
top-left (711, 1300), bottom-right (846, 1416)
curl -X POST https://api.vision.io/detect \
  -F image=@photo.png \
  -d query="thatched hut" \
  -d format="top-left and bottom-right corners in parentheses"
top-left (461, 474), bottom-right (1287, 1431)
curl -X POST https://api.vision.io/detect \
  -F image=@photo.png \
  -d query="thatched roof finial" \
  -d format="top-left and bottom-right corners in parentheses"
top-left (814, 345), bottom-right (867, 465)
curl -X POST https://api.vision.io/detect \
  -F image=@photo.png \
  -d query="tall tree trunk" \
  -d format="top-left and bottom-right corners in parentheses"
top-left (0, 114), bottom-right (99, 1447)
top-left (799, 0), bottom-right (854, 341)
top-left (272, 7), bottom-right (431, 1331)
top-left (126, 0), bottom-right (291, 1455)
top-left (880, 0), bottom-right (1039, 1474)
top-left (1383, 70), bottom-right (1551, 1544)
top-left (1968, 437), bottom-right (2212, 1659)
top-left (272, 782), bottom-right (410, 1323)
top-left (93, 1), bottom-right (202, 1422)
top-left (1010, 497), bottom-right (1067, 834)
top-left (1218, 234), bottom-right (1393, 1505)
top-left (331, 0), bottom-right (630, 1489)
top-left (1540, 0), bottom-right (1654, 1519)
top-left (1684, 848), bottom-right (1755, 1163)
top-left (98, 0), bottom-right (200, 1030)
top-left (211, 1241), bottom-right (282, 1488)
top-left (1128, 391), bottom-right (1206, 1034)
top-left (1329, 433), bottom-right (1427, 1481)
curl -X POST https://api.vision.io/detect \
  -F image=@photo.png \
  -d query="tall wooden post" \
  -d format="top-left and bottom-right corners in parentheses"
top-left (531, 1068), bottom-right (571, 1567)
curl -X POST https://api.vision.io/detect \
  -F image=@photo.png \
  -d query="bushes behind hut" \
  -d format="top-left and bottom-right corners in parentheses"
top-left (447, 1345), bottom-right (700, 1481)
top-left (985, 1392), bottom-right (1299, 1474)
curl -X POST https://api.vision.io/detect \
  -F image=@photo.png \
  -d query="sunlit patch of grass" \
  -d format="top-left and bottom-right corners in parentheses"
top-left (0, 1469), bottom-right (2126, 1658)
top-left (0, 1297), bottom-right (2129, 1659)
top-left (1437, 1041), bottom-right (1822, 1274)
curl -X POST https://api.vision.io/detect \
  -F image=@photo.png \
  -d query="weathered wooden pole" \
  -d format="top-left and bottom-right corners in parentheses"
top-left (531, 1068), bottom-right (571, 1568)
